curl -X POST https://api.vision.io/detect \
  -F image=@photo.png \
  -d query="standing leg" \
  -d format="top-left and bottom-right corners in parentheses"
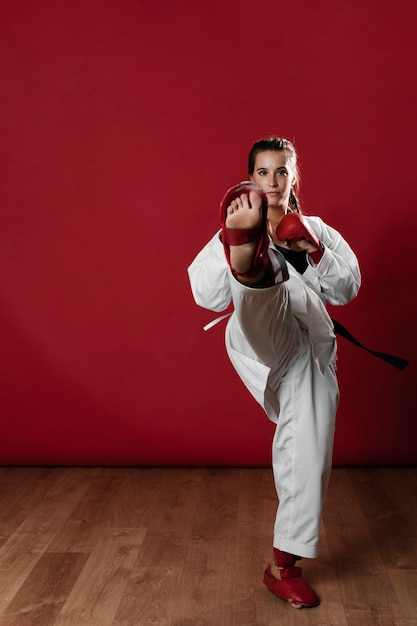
top-left (272, 345), bottom-right (339, 558)
top-left (263, 339), bottom-right (339, 608)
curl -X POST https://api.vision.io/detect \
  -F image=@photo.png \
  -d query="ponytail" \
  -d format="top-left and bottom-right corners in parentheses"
top-left (289, 189), bottom-right (302, 213)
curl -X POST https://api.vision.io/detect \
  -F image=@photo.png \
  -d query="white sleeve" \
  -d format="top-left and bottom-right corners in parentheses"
top-left (302, 216), bottom-right (361, 306)
top-left (187, 231), bottom-right (233, 312)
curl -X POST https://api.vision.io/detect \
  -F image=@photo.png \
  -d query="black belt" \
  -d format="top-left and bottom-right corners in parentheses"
top-left (332, 319), bottom-right (409, 370)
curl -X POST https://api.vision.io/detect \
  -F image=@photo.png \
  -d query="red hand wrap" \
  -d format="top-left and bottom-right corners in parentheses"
top-left (276, 213), bottom-right (323, 263)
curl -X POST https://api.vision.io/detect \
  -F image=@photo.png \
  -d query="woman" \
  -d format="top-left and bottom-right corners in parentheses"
top-left (187, 137), bottom-right (361, 608)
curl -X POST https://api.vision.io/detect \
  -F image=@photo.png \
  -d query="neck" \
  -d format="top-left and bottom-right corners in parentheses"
top-left (267, 207), bottom-right (288, 243)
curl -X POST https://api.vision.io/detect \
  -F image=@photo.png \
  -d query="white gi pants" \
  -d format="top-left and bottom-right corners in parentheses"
top-left (225, 262), bottom-right (339, 559)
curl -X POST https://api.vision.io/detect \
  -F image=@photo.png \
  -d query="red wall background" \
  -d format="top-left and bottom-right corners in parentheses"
top-left (1, 0), bottom-right (415, 466)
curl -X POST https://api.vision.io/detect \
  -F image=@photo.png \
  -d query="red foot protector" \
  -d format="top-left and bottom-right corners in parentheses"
top-left (220, 181), bottom-right (271, 280)
top-left (276, 212), bottom-right (323, 263)
top-left (263, 564), bottom-right (320, 608)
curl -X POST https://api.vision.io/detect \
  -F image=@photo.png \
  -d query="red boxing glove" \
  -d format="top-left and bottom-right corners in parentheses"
top-left (276, 213), bottom-right (323, 264)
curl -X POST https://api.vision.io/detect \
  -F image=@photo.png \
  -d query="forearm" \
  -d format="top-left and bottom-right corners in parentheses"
top-left (302, 218), bottom-right (361, 305)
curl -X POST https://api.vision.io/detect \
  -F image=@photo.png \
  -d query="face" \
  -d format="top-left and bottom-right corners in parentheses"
top-left (250, 150), bottom-right (296, 214)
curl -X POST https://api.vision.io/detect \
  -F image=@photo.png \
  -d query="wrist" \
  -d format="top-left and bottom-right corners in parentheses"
top-left (308, 243), bottom-right (324, 264)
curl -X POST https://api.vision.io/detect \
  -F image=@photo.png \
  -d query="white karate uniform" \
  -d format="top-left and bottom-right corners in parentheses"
top-left (188, 216), bottom-right (361, 558)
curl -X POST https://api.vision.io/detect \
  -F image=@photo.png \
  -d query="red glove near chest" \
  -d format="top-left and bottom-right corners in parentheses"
top-left (275, 213), bottom-right (323, 264)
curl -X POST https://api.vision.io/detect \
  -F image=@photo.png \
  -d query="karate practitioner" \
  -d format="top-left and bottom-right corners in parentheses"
top-left (187, 136), bottom-right (361, 608)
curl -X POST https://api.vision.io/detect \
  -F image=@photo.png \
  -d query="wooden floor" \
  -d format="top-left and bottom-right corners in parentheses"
top-left (0, 467), bottom-right (416, 625)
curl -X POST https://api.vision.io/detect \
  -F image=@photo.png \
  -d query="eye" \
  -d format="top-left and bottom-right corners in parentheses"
top-left (257, 169), bottom-right (268, 176)
top-left (278, 168), bottom-right (288, 176)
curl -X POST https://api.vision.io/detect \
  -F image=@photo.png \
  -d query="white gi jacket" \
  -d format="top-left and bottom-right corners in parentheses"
top-left (188, 216), bottom-right (361, 421)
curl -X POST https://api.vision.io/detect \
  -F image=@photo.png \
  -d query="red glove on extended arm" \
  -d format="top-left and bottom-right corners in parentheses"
top-left (275, 213), bottom-right (324, 264)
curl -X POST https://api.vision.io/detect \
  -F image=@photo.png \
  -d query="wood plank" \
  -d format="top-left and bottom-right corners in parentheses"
top-left (348, 467), bottom-right (417, 569)
top-left (168, 537), bottom-right (236, 626)
top-left (0, 466), bottom-right (415, 624)
top-left (48, 474), bottom-right (124, 553)
top-left (189, 468), bottom-right (240, 541)
top-left (387, 568), bottom-right (417, 624)
top-left (103, 468), bottom-right (168, 528)
top-left (16, 468), bottom-right (94, 537)
top-left (54, 527), bottom-right (146, 625)
top-left (138, 469), bottom-right (206, 567)
top-left (324, 468), bottom-right (410, 624)
top-left (113, 565), bottom-right (181, 626)
top-left (232, 468), bottom-right (276, 626)
top-left (0, 532), bottom-right (54, 612)
top-left (0, 553), bottom-right (88, 626)
top-left (0, 468), bottom-right (60, 540)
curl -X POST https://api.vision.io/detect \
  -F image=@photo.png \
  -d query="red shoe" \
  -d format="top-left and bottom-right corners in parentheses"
top-left (263, 564), bottom-right (320, 609)
top-left (220, 181), bottom-right (273, 282)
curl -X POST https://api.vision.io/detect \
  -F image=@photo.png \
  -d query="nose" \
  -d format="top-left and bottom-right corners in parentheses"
top-left (267, 173), bottom-right (278, 187)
